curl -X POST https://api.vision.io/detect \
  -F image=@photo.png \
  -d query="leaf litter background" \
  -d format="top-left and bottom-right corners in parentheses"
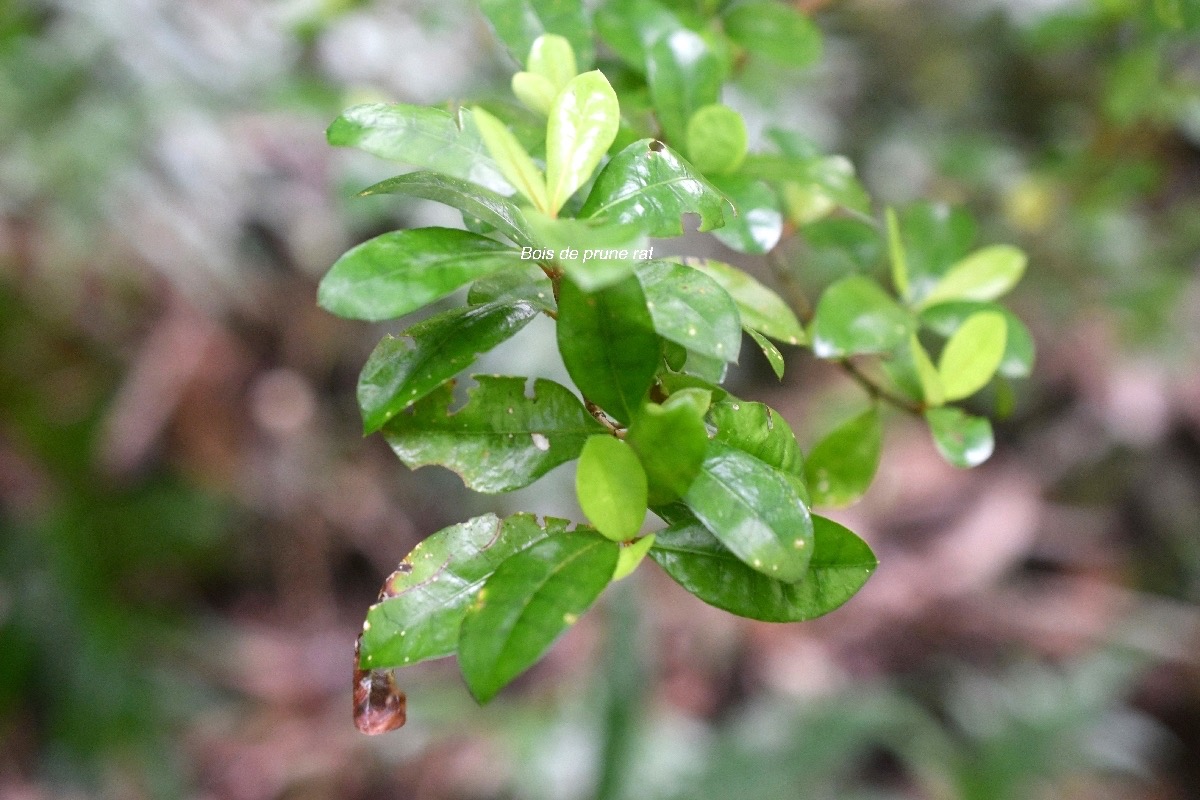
top-left (1, 0), bottom-right (1200, 798)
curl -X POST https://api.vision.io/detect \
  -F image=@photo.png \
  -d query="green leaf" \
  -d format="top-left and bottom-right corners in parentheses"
top-left (809, 275), bottom-right (915, 359)
top-left (649, 513), bottom-right (876, 622)
top-left (360, 513), bottom-right (571, 669)
top-left (909, 334), bottom-right (945, 407)
top-left (681, 258), bottom-right (805, 345)
top-left (359, 301), bottom-right (539, 434)
top-left (722, 1), bottom-right (822, 67)
top-left (512, 71), bottom-right (559, 116)
top-left (741, 153), bottom-right (871, 218)
top-left (747, 329), bottom-right (785, 379)
top-left (886, 207), bottom-right (910, 301)
top-left (319, 228), bottom-right (524, 322)
top-left (613, 534), bottom-right (656, 581)
top-left (683, 441), bottom-right (814, 582)
top-left (479, 0), bottom-right (594, 70)
top-left (473, 107), bottom-right (550, 212)
top-left (894, 202), bottom-right (977, 299)
top-left (925, 407), bottom-right (994, 468)
top-left (468, 267), bottom-right (556, 312)
top-left (646, 29), bottom-right (723, 145)
top-left (327, 104), bottom-right (513, 195)
top-left (358, 171), bottom-right (535, 247)
top-left (804, 407), bottom-right (882, 508)
top-left (627, 393), bottom-right (710, 504)
top-left (595, 0), bottom-right (688, 71)
top-left (524, 211), bottom-right (648, 290)
top-left (579, 139), bottom-right (733, 236)
top-left (920, 301), bottom-right (1035, 379)
top-left (918, 245), bottom-right (1027, 309)
top-left (383, 377), bottom-right (605, 492)
top-left (708, 175), bottom-right (784, 254)
top-left (527, 33), bottom-right (578, 89)
top-left (937, 311), bottom-right (1007, 401)
top-left (557, 275), bottom-right (659, 424)
top-left (545, 71), bottom-right (621, 214)
top-left (636, 260), bottom-right (742, 362)
top-left (685, 104), bottom-right (748, 174)
top-left (458, 532), bottom-right (618, 702)
top-left (576, 435), bottom-right (649, 541)
top-left (710, 399), bottom-right (804, 479)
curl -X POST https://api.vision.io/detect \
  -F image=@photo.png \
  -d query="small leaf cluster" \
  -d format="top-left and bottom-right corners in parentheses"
top-left (321, 0), bottom-right (1034, 707)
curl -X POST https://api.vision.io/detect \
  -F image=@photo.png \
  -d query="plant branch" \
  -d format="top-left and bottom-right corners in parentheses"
top-left (839, 358), bottom-right (925, 416)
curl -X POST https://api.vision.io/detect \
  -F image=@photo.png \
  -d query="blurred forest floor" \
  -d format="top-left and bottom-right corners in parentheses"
top-left (2, 1), bottom-right (1200, 798)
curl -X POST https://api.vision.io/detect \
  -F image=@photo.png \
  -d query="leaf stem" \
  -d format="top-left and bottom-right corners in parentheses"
top-left (839, 358), bottom-right (925, 416)
top-left (586, 401), bottom-right (626, 437)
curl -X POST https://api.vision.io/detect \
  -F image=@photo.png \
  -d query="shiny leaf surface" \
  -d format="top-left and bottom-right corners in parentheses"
top-left (708, 175), bottom-right (784, 254)
top-left (646, 29), bottom-right (723, 144)
top-left (919, 245), bottom-right (1027, 309)
top-left (682, 258), bottom-right (805, 345)
top-left (747, 329), bottom-right (785, 379)
top-left (810, 275), bottom-right (915, 359)
top-left (479, 0), bottom-right (594, 69)
top-left (627, 392), bottom-right (710, 504)
top-left (576, 435), bottom-right (648, 541)
top-left (926, 407), bottom-right (994, 468)
top-left (545, 71), bottom-right (621, 214)
top-left (636, 260), bottom-right (742, 362)
top-left (804, 407), bottom-right (882, 508)
top-left (473, 107), bottom-right (550, 212)
top-left (937, 311), bottom-right (1008, 401)
top-left (921, 301), bottom-right (1035, 379)
top-left (723, 1), bottom-right (822, 67)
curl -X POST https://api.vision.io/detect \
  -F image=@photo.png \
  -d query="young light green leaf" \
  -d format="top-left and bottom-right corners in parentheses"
top-left (636, 260), bottom-right (742, 362)
top-left (576, 435), bottom-right (649, 541)
top-left (926, 407), bottom-right (994, 468)
top-left (360, 513), bottom-right (572, 669)
top-left (937, 311), bottom-right (1007, 401)
top-left (327, 104), bottom-right (513, 195)
top-left (809, 275), bottom-right (916, 359)
top-left (579, 139), bottom-right (734, 236)
top-left (909, 334), bottom-right (945, 407)
top-left (613, 534), bottom-right (656, 581)
top-left (886, 207), bottom-right (911, 301)
top-left (722, 1), bottom-right (822, 67)
top-left (557, 275), bottom-right (659, 424)
top-left (458, 532), bottom-right (618, 703)
top-left (708, 175), bottom-right (784, 255)
top-left (921, 301), bottom-right (1035, 379)
top-left (804, 407), bottom-right (882, 508)
top-left (357, 171), bottom-right (535, 247)
top-left (685, 104), bottom-right (748, 175)
top-left (318, 228), bottom-right (524, 322)
top-left (627, 393), bottom-right (710, 504)
top-left (710, 399), bottom-right (805, 479)
top-left (359, 301), bottom-right (539, 434)
top-left (524, 211), bottom-right (648, 290)
top-left (747, 329), bottom-right (785, 379)
top-left (649, 513), bottom-right (876, 622)
top-left (681, 258), bottom-right (806, 345)
top-left (512, 71), bottom-right (559, 116)
top-left (646, 29), bottom-right (724, 144)
top-left (472, 107), bottom-right (550, 212)
top-left (918, 245), bottom-right (1027, 309)
top-left (479, 0), bottom-right (594, 69)
top-left (383, 377), bottom-right (605, 493)
top-left (684, 441), bottom-right (814, 583)
top-left (527, 33), bottom-right (577, 90)
top-left (545, 71), bottom-right (621, 214)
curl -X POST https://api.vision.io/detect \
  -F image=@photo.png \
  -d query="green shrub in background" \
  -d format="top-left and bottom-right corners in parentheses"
top-left (320, 0), bottom-right (1034, 719)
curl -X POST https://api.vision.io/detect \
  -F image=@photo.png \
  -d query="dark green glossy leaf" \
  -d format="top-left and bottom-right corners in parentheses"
top-left (683, 441), bottom-right (814, 582)
top-left (468, 267), bottom-right (556, 312)
top-left (649, 512), bottom-right (876, 622)
top-left (636, 260), bottom-right (742, 362)
top-left (628, 392), bottom-right (710, 504)
top-left (319, 228), bottom-right (524, 322)
top-left (596, 0), bottom-right (688, 72)
top-left (546, 71), bottom-right (621, 214)
top-left (937, 311), bottom-right (1007, 401)
top-left (809, 275), bottom-right (916, 359)
top-left (926, 407), bottom-right (994, 468)
top-left (383, 377), bottom-right (604, 492)
top-left (685, 103), bottom-right (748, 174)
top-left (921, 301), bottom-right (1035, 379)
top-left (804, 407), bottom-right (882, 508)
top-left (479, 0), bottom-right (594, 69)
top-left (681, 258), bottom-right (805, 345)
top-left (358, 171), bottom-right (535, 247)
top-left (723, 1), bottom-right (822, 67)
top-left (710, 399), bottom-right (804, 478)
top-left (525, 211), bottom-right (648, 290)
top-left (458, 532), bottom-right (618, 702)
top-left (328, 104), bottom-right (512, 195)
top-left (708, 174), bottom-right (783, 254)
top-left (557, 275), bottom-right (659, 424)
top-left (579, 139), bottom-right (733, 237)
top-left (360, 513), bottom-right (571, 669)
top-left (747, 329), bottom-right (784, 379)
top-left (359, 301), bottom-right (539, 434)
top-left (646, 29), bottom-right (723, 145)
top-left (577, 435), bottom-right (648, 541)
